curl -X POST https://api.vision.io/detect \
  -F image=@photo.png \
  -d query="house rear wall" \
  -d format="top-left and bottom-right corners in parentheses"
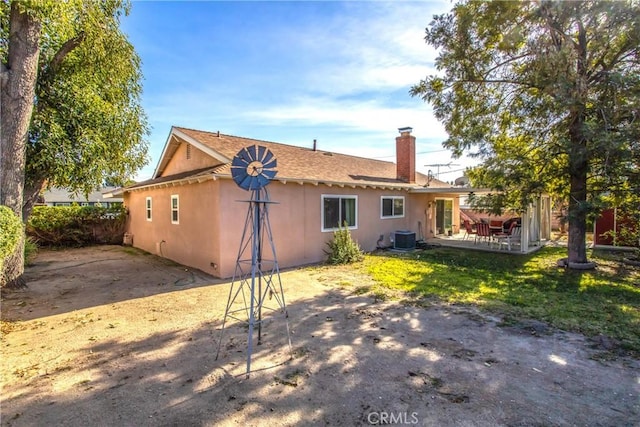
top-left (125, 179), bottom-right (456, 278)
top-left (216, 180), bottom-right (424, 277)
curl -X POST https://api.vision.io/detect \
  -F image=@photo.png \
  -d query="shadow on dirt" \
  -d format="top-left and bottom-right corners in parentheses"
top-left (1, 246), bottom-right (223, 321)
top-left (2, 246), bottom-right (639, 426)
top-left (3, 285), bottom-right (639, 426)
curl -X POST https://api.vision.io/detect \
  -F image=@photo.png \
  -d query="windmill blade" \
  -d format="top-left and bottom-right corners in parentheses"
top-left (250, 176), bottom-right (266, 190)
top-left (239, 174), bottom-right (254, 190)
top-left (238, 147), bottom-right (253, 164)
top-left (232, 156), bottom-right (250, 168)
top-left (262, 157), bottom-right (277, 170)
top-left (257, 146), bottom-right (268, 163)
top-left (246, 145), bottom-right (258, 161)
top-left (261, 169), bottom-right (277, 180)
top-left (256, 175), bottom-right (271, 188)
top-left (231, 167), bottom-right (244, 182)
top-left (250, 178), bottom-right (265, 190)
top-left (261, 149), bottom-right (274, 165)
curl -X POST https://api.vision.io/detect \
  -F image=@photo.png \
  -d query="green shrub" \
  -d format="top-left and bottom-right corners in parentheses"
top-left (325, 223), bottom-right (364, 265)
top-left (0, 206), bottom-right (23, 270)
top-left (27, 205), bottom-right (127, 247)
top-left (24, 236), bottom-right (38, 266)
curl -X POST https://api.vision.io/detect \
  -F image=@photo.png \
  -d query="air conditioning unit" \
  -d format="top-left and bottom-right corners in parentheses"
top-left (394, 230), bottom-right (416, 250)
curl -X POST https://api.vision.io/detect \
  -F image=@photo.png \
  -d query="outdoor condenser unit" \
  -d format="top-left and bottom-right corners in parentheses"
top-left (394, 230), bottom-right (416, 250)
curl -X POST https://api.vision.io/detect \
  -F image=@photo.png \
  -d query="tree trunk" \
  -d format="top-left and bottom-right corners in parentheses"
top-left (0, 3), bottom-right (42, 288)
top-left (565, 21), bottom-right (591, 267)
top-left (567, 171), bottom-right (588, 264)
top-left (23, 177), bottom-right (46, 221)
top-left (567, 115), bottom-right (589, 265)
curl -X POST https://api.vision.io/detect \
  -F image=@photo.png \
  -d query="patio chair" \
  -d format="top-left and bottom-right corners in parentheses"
top-left (493, 223), bottom-right (521, 251)
top-left (475, 222), bottom-right (491, 245)
top-left (462, 220), bottom-right (477, 241)
top-left (489, 219), bottom-right (504, 235)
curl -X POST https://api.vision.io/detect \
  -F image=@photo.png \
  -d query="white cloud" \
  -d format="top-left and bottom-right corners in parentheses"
top-left (242, 1), bottom-right (450, 139)
top-left (131, 1), bottom-right (459, 180)
top-left (287, 2), bottom-right (442, 97)
top-left (248, 96), bottom-right (446, 138)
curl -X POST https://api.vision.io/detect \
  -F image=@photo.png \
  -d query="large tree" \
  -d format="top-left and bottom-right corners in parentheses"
top-left (1, 0), bottom-right (148, 287)
top-left (411, 0), bottom-right (640, 266)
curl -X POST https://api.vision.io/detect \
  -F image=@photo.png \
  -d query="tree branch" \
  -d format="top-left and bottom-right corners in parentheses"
top-left (48, 32), bottom-right (85, 75)
top-left (587, 39), bottom-right (636, 84)
top-left (36, 32), bottom-right (86, 114)
top-left (539, 2), bottom-right (581, 52)
top-left (483, 52), bottom-right (534, 78)
top-left (455, 78), bottom-right (541, 90)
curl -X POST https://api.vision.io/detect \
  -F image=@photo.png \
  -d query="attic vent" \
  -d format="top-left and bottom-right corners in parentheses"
top-left (323, 152), bottom-right (333, 156)
top-left (186, 144), bottom-right (192, 160)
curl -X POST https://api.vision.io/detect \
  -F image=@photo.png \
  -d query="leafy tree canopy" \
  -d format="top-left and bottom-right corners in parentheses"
top-left (1, 0), bottom-right (149, 206)
top-left (411, 0), bottom-right (640, 263)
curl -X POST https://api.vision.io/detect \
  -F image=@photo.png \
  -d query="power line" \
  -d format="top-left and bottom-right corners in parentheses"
top-left (433, 167), bottom-right (468, 177)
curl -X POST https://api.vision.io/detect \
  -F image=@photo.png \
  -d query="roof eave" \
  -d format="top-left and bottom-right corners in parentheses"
top-left (123, 173), bottom-right (216, 193)
top-left (408, 187), bottom-right (492, 194)
top-left (272, 176), bottom-right (414, 190)
top-left (103, 189), bottom-right (124, 198)
top-left (120, 173), bottom-right (463, 195)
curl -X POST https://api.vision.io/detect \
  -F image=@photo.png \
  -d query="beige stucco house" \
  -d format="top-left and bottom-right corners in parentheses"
top-left (111, 126), bottom-right (505, 278)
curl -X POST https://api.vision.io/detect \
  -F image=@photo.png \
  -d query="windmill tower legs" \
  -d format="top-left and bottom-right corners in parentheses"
top-left (215, 187), bottom-right (292, 378)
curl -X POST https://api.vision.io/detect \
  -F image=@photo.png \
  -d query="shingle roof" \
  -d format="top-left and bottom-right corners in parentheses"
top-left (173, 126), bottom-right (452, 189)
top-left (43, 187), bottom-right (123, 203)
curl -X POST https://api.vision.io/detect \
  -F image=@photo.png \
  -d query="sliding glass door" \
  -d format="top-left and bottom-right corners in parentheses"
top-left (435, 199), bottom-right (453, 235)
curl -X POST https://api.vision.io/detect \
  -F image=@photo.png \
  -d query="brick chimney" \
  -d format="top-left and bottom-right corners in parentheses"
top-left (396, 127), bottom-right (416, 183)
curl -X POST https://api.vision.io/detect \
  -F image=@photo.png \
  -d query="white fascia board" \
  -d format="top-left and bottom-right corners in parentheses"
top-left (152, 127), bottom-right (181, 178)
top-left (103, 189), bottom-right (123, 198)
top-left (409, 187), bottom-right (492, 194)
top-left (273, 177), bottom-right (411, 191)
top-left (129, 174), bottom-right (216, 193)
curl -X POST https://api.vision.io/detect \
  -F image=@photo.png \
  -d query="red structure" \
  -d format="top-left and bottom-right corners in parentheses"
top-left (595, 208), bottom-right (638, 246)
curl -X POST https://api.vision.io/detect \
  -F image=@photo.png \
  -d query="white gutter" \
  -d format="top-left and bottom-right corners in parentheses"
top-left (409, 187), bottom-right (492, 194)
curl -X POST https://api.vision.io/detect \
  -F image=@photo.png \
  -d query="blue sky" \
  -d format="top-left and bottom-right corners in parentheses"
top-left (122, 0), bottom-right (473, 182)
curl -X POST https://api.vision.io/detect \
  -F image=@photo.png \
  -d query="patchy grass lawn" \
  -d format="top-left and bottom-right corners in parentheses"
top-left (362, 247), bottom-right (640, 353)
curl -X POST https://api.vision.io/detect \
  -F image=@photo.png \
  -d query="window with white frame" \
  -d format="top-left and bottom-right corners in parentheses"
top-left (145, 197), bottom-right (152, 221)
top-left (170, 195), bottom-right (179, 224)
top-left (322, 195), bottom-right (357, 231)
top-left (381, 196), bottom-right (405, 219)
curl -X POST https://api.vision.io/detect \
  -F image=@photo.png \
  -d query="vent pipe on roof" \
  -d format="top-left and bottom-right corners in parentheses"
top-left (217, 130), bottom-right (220, 137)
top-left (313, 139), bottom-right (317, 151)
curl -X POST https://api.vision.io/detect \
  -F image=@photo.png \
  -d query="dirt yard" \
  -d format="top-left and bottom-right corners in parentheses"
top-left (1, 246), bottom-right (638, 426)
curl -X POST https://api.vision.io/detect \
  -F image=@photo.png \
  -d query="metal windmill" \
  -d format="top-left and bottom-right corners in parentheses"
top-left (215, 144), bottom-right (292, 378)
